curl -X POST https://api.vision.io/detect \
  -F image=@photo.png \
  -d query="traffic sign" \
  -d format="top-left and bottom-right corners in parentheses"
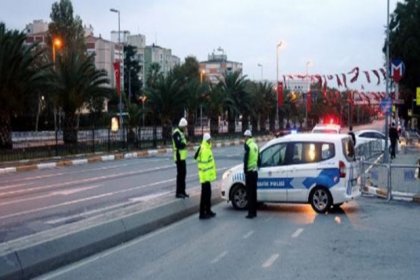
top-left (391, 59), bottom-right (405, 83)
top-left (380, 98), bottom-right (392, 114)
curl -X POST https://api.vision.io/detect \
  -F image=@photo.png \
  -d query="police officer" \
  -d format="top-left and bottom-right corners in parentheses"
top-left (195, 133), bottom-right (217, 219)
top-left (172, 117), bottom-right (189, 198)
top-left (243, 130), bottom-right (259, 219)
top-left (348, 126), bottom-right (356, 146)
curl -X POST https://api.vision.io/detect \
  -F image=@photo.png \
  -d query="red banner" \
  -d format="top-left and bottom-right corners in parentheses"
top-left (306, 91), bottom-right (312, 113)
top-left (277, 82), bottom-right (283, 107)
top-left (113, 62), bottom-right (121, 96)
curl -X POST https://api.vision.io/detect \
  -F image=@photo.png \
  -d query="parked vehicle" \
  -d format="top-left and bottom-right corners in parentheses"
top-left (221, 133), bottom-right (360, 213)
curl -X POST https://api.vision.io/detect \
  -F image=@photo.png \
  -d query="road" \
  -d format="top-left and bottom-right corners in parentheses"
top-left (36, 197), bottom-right (420, 280)
top-left (0, 145), bottom-right (244, 243)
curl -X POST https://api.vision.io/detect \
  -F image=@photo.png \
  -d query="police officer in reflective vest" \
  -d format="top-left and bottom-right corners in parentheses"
top-left (172, 118), bottom-right (189, 198)
top-left (243, 129), bottom-right (259, 219)
top-left (195, 133), bottom-right (217, 219)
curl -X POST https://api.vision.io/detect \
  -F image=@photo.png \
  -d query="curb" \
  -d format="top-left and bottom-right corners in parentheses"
top-left (0, 190), bottom-right (223, 280)
top-left (0, 136), bottom-right (273, 175)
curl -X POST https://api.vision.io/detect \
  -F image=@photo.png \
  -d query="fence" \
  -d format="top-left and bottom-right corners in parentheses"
top-left (359, 140), bottom-right (420, 200)
top-left (1, 124), bottom-right (254, 163)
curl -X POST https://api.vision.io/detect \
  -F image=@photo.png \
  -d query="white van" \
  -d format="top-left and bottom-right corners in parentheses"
top-left (221, 133), bottom-right (360, 213)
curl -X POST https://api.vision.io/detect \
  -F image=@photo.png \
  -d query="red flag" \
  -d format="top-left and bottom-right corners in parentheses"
top-left (277, 82), bottom-right (284, 107)
top-left (348, 67), bottom-right (359, 83)
top-left (113, 62), bottom-right (121, 96)
top-left (363, 71), bottom-right (371, 83)
top-left (342, 73), bottom-right (347, 88)
top-left (336, 74), bottom-right (342, 87)
top-left (306, 90), bottom-right (312, 113)
top-left (372, 69), bottom-right (380, 85)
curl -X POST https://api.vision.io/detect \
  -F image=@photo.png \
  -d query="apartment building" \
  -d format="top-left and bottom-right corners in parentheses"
top-left (199, 48), bottom-right (243, 84)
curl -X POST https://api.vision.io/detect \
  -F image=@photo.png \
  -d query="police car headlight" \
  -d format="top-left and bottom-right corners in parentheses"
top-left (222, 170), bottom-right (231, 180)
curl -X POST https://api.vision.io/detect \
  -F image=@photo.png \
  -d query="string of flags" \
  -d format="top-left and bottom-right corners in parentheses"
top-left (282, 67), bottom-right (387, 89)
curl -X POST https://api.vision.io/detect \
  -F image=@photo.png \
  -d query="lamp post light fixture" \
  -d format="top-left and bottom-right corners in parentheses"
top-left (110, 8), bottom-right (124, 141)
top-left (257, 63), bottom-right (263, 80)
top-left (276, 41), bottom-right (284, 130)
top-left (52, 37), bottom-right (62, 65)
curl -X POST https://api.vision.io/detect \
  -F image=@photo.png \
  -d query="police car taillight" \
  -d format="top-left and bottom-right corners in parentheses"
top-left (339, 161), bottom-right (346, 178)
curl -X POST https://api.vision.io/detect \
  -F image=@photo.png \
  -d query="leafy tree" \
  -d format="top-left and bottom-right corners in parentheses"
top-left (124, 45), bottom-right (142, 104)
top-left (0, 23), bottom-right (50, 149)
top-left (248, 81), bottom-right (276, 133)
top-left (51, 51), bottom-right (112, 143)
top-left (387, 0), bottom-right (420, 123)
top-left (219, 71), bottom-right (249, 133)
top-left (206, 84), bottom-right (231, 136)
top-left (48, 0), bottom-right (85, 53)
top-left (145, 71), bottom-right (186, 140)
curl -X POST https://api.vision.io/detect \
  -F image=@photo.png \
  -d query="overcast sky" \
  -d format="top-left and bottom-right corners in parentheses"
top-left (1, 0), bottom-right (401, 91)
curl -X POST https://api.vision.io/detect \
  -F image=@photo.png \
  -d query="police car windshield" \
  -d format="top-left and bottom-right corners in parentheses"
top-left (312, 129), bottom-right (339, 134)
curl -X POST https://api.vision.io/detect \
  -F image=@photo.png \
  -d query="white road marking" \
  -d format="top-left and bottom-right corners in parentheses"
top-left (291, 228), bottom-right (304, 238)
top-left (0, 179), bottom-right (176, 220)
top-left (0, 185), bottom-right (101, 207)
top-left (0, 164), bottom-right (174, 198)
top-left (262, 253), bottom-right (279, 268)
top-left (129, 191), bottom-right (171, 202)
top-left (210, 251), bottom-right (228, 264)
top-left (243, 230), bottom-right (254, 239)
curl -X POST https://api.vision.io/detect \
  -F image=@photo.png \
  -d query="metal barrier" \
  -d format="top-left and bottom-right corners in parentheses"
top-left (360, 158), bottom-right (420, 201)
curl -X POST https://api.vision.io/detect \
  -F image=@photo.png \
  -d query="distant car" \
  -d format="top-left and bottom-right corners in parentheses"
top-left (311, 124), bottom-right (341, 134)
top-left (221, 133), bottom-right (360, 213)
top-left (355, 129), bottom-right (398, 152)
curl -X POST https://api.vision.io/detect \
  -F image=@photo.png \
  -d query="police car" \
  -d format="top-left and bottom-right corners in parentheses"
top-left (311, 124), bottom-right (341, 134)
top-left (221, 133), bottom-right (360, 213)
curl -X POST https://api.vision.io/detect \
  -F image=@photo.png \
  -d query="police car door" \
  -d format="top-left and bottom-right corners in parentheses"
top-left (287, 142), bottom-right (319, 202)
top-left (258, 142), bottom-right (288, 202)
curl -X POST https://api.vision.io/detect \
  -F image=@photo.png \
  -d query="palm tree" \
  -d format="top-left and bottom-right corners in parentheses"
top-left (219, 71), bottom-right (249, 134)
top-left (206, 84), bottom-right (231, 136)
top-left (184, 78), bottom-right (208, 138)
top-left (0, 23), bottom-right (50, 149)
top-left (248, 81), bottom-right (276, 133)
top-left (145, 71), bottom-right (186, 141)
top-left (51, 50), bottom-right (112, 143)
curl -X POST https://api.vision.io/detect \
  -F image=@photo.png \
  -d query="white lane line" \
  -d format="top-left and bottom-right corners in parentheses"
top-left (210, 251), bottom-right (228, 264)
top-left (0, 164), bottom-right (174, 198)
top-left (262, 254), bottom-right (279, 268)
top-left (0, 178), bottom-right (176, 221)
top-left (0, 185), bottom-right (101, 207)
top-left (292, 228), bottom-right (304, 238)
top-left (264, 217), bottom-right (273, 222)
top-left (243, 230), bottom-right (254, 239)
top-left (46, 191), bottom-right (172, 224)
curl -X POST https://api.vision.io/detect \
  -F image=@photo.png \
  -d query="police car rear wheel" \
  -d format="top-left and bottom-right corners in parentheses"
top-left (310, 187), bottom-right (332, 213)
top-left (231, 184), bottom-right (247, 210)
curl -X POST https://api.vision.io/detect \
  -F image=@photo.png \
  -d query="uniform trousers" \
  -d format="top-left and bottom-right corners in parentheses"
top-left (200, 182), bottom-right (212, 216)
top-left (245, 171), bottom-right (258, 217)
top-left (176, 160), bottom-right (186, 195)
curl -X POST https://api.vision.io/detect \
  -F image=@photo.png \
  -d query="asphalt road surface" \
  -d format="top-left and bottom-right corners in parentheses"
top-left (36, 197), bottom-right (420, 280)
top-left (0, 145), bottom-right (244, 243)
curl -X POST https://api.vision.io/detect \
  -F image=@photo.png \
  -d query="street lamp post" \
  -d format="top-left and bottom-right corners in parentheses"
top-left (305, 61), bottom-right (313, 128)
top-left (110, 8), bottom-right (124, 141)
top-left (276, 41), bottom-right (284, 130)
top-left (257, 63), bottom-right (263, 80)
top-left (384, 0), bottom-right (391, 164)
top-left (52, 38), bottom-right (62, 136)
top-left (200, 70), bottom-right (205, 135)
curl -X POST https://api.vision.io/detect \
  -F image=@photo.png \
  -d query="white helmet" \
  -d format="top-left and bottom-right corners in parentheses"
top-left (179, 117), bottom-right (188, 127)
top-left (244, 129), bottom-right (252, 137)
top-left (203, 133), bottom-right (211, 141)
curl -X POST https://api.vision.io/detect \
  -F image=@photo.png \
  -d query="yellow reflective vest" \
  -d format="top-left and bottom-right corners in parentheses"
top-left (244, 138), bottom-right (259, 172)
top-left (172, 128), bottom-right (188, 161)
top-left (196, 140), bottom-right (217, 183)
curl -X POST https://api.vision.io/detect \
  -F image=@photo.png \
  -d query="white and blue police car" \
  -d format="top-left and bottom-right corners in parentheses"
top-left (221, 133), bottom-right (360, 213)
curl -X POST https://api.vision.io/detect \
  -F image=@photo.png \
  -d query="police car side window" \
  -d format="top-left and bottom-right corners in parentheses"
top-left (321, 143), bottom-right (335, 160)
top-left (260, 143), bottom-right (286, 167)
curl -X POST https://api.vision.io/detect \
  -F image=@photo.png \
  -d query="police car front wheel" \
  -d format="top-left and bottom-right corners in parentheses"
top-left (231, 184), bottom-right (248, 210)
top-left (309, 187), bottom-right (333, 214)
